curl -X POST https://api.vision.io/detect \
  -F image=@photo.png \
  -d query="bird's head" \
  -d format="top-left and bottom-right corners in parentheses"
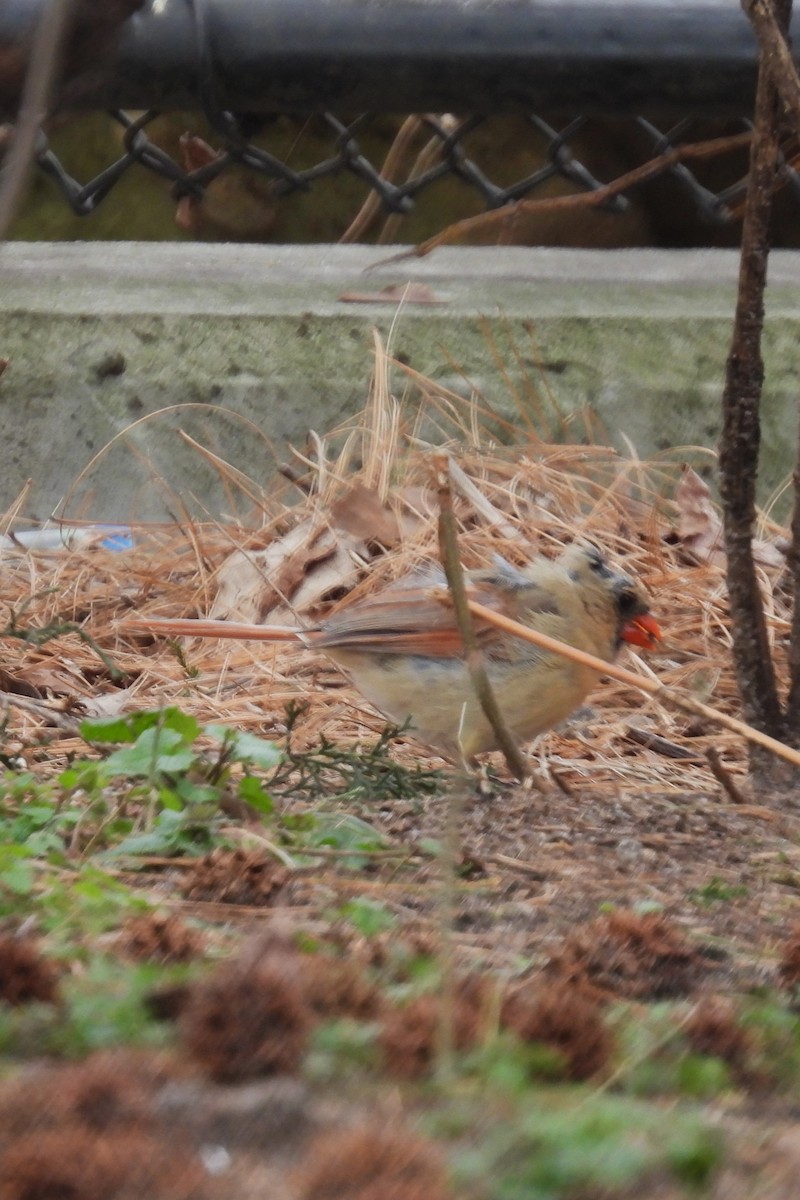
top-left (560, 543), bottom-right (661, 651)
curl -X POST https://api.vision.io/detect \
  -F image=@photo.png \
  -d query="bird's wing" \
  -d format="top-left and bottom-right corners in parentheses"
top-left (313, 579), bottom-right (561, 659)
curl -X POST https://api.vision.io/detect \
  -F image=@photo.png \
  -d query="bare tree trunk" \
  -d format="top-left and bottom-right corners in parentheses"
top-left (719, 0), bottom-right (793, 780)
top-left (788, 438), bottom-right (800, 733)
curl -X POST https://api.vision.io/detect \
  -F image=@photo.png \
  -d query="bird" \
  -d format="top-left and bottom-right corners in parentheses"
top-left (123, 543), bottom-right (660, 762)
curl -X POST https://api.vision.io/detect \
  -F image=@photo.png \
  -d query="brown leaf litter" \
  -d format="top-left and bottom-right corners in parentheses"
top-left (0, 933), bottom-right (61, 1006)
top-left (180, 847), bottom-right (292, 906)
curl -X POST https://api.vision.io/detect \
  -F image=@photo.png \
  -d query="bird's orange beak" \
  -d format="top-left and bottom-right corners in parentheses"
top-left (621, 613), bottom-right (661, 650)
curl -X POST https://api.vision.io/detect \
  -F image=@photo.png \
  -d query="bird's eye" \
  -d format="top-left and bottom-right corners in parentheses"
top-left (616, 588), bottom-right (640, 616)
top-left (587, 548), bottom-right (607, 573)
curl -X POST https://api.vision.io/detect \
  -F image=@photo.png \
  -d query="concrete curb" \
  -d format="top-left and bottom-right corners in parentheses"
top-left (1, 244), bottom-right (797, 521)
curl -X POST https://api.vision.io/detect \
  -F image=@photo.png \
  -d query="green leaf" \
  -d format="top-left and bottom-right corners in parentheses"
top-left (238, 775), bottom-right (274, 814)
top-left (0, 845), bottom-right (36, 895)
top-left (173, 778), bottom-right (220, 806)
top-left (236, 777), bottom-right (273, 816)
top-left (56, 958), bottom-right (175, 1054)
top-left (204, 725), bottom-right (282, 768)
top-left (103, 727), bottom-right (195, 778)
top-left (22, 830), bottom-right (66, 856)
top-left (158, 786), bottom-right (184, 812)
top-left (158, 708), bottom-right (202, 742)
top-left (59, 761), bottom-right (109, 792)
top-left (339, 897), bottom-right (396, 937)
top-left (81, 707), bottom-right (201, 745)
top-left (677, 1054), bottom-right (730, 1099)
top-left (80, 712), bottom-right (158, 743)
top-left (304, 812), bottom-right (388, 852)
top-left (106, 809), bottom-right (212, 858)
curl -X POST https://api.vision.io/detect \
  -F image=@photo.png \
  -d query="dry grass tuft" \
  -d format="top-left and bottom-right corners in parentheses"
top-left (294, 1123), bottom-right (452, 1200)
top-left (0, 1127), bottom-right (210, 1200)
top-left (501, 977), bottom-right (613, 1080)
top-left (0, 1050), bottom-right (165, 1141)
top-left (379, 975), bottom-right (491, 1079)
top-left (777, 925), bottom-right (800, 993)
top-left (117, 911), bottom-right (205, 964)
top-left (0, 934), bottom-right (60, 1006)
top-left (545, 910), bottom-right (704, 1000)
top-left (301, 954), bottom-right (384, 1021)
top-left (180, 847), bottom-right (291, 906)
top-left (683, 994), bottom-right (753, 1076)
top-left (180, 938), bottom-right (313, 1081)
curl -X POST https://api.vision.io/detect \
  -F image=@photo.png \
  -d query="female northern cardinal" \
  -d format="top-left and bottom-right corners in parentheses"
top-left (124, 544), bottom-right (660, 761)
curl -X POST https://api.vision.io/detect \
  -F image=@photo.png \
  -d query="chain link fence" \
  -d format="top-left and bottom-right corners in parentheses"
top-left (3, 0), bottom-right (800, 243)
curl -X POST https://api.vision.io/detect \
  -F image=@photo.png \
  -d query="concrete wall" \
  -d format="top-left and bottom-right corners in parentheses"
top-left (1, 244), bottom-right (798, 523)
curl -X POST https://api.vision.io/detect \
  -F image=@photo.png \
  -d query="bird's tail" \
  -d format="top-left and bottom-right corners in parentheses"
top-left (121, 617), bottom-right (306, 642)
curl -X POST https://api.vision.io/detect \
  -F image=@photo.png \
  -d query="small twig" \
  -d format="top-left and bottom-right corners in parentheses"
top-left (432, 451), bottom-right (532, 1080)
top-left (368, 131), bottom-right (752, 267)
top-left (0, 0), bottom-right (75, 241)
top-left (744, 0), bottom-right (800, 132)
top-left (705, 747), bottom-right (749, 805)
top-left (482, 852), bottom-right (550, 880)
top-left (435, 773), bottom-right (467, 1081)
top-left (465, 596), bottom-right (800, 771)
top-left (749, 0), bottom-right (800, 731)
top-left (277, 463), bottom-right (313, 494)
top-left (548, 766), bottom-right (576, 798)
top-left (433, 453), bottom-right (531, 782)
top-left (288, 845), bottom-right (418, 861)
top-left (339, 115), bottom-right (425, 243)
top-left (0, 692), bottom-right (81, 733)
top-left (624, 726), bottom-right (704, 761)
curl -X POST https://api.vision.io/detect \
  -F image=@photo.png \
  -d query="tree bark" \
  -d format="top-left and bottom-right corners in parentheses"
top-left (718, 0), bottom-right (793, 774)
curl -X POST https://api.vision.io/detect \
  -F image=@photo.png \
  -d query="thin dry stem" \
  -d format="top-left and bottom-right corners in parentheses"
top-left (434, 454), bottom-right (531, 781)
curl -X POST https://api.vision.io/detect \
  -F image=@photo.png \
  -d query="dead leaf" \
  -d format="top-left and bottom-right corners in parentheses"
top-left (754, 537), bottom-right (785, 568)
top-left (211, 518), bottom-right (368, 625)
top-left (15, 659), bottom-right (92, 697)
top-left (210, 485), bottom-right (424, 624)
top-left (0, 667), bottom-right (42, 699)
top-left (676, 466), bottom-right (724, 564)
top-left (675, 466), bottom-right (784, 568)
top-left (330, 485), bottom-right (402, 546)
top-left (210, 520), bottom-right (324, 624)
top-left (208, 549), bottom-right (268, 624)
top-left (179, 132), bottom-right (219, 173)
top-left (396, 485), bottom-right (437, 518)
top-left (268, 531), bottom-right (365, 623)
top-left (338, 283), bottom-right (445, 305)
top-left (80, 686), bottom-right (140, 718)
top-left (174, 134), bottom-right (278, 238)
